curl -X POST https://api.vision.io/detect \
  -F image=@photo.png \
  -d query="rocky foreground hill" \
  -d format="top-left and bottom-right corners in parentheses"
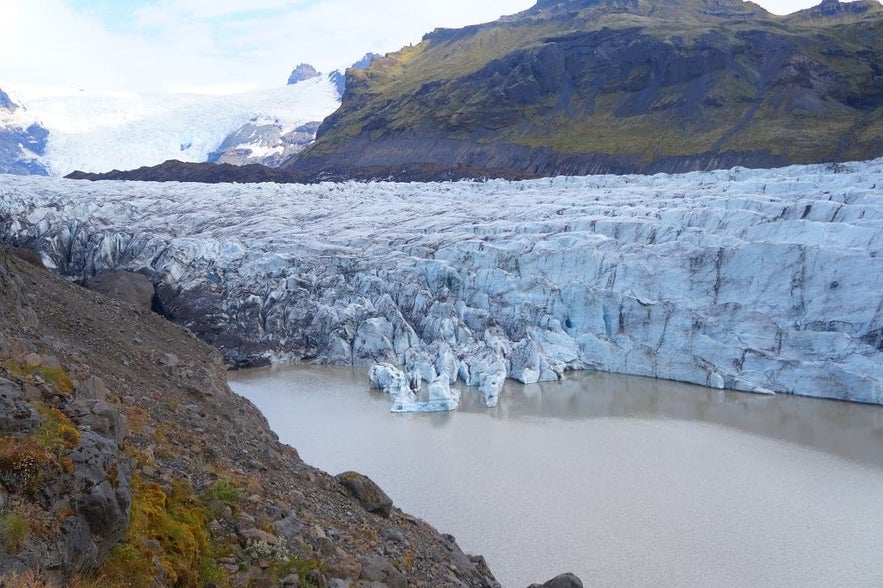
top-left (285, 0), bottom-right (883, 181)
top-left (0, 243), bottom-right (578, 586)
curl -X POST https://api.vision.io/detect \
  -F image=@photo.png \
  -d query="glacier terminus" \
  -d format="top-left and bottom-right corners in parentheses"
top-left (1, 158), bottom-right (881, 407)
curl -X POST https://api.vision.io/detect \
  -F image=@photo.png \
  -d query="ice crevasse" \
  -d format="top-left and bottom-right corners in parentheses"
top-left (0, 158), bottom-right (881, 407)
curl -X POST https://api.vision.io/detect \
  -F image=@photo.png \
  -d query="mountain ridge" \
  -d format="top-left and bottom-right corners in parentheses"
top-left (65, 159), bottom-right (298, 183)
top-left (284, 0), bottom-right (883, 181)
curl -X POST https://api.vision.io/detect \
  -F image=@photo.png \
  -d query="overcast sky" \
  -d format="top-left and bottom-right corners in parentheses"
top-left (0, 0), bottom-right (856, 94)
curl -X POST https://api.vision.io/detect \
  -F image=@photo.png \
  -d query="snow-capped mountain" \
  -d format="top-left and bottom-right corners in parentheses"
top-left (0, 87), bottom-right (50, 175)
top-left (207, 56), bottom-right (378, 168)
top-left (207, 121), bottom-right (321, 168)
top-left (289, 54), bottom-right (379, 97)
top-left (0, 76), bottom-right (340, 176)
top-left (287, 63), bottom-right (322, 85)
top-left (2, 159), bottom-right (881, 407)
top-left (0, 53), bottom-right (386, 177)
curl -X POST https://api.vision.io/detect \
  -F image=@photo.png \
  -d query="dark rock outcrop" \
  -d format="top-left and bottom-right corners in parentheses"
top-left (329, 70), bottom-right (347, 99)
top-left (0, 377), bottom-right (41, 437)
top-left (83, 271), bottom-right (155, 312)
top-left (788, 0), bottom-right (883, 21)
top-left (0, 90), bottom-right (49, 175)
top-left (8, 246), bottom-right (44, 268)
top-left (0, 359), bottom-right (132, 576)
top-left (330, 53), bottom-right (383, 98)
top-left (287, 63), bottom-right (321, 85)
top-left (208, 121), bottom-right (322, 167)
top-left (66, 431), bottom-right (132, 570)
top-left (66, 159), bottom-right (296, 183)
top-left (351, 52), bottom-right (381, 70)
top-left (285, 0), bottom-right (883, 181)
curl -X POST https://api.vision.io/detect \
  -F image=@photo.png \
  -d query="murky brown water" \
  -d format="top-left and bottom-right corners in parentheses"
top-left (229, 365), bottom-right (883, 588)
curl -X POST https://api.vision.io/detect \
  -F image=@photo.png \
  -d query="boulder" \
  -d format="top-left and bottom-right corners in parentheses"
top-left (358, 554), bottom-right (407, 588)
top-left (0, 378), bottom-right (41, 436)
top-left (8, 246), bottom-right (44, 268)
top-left (67, 399), bottom-right (128, 445)
top-left (528, 572), bottom-right (584, 588)
top-left (76, 375), bottom-right (107, 401)
top-left (83, 271), bottom-right (155, 311)
top-left (326, 555), bottom-right (362, 581)
top-left (335, 471), bottom-right (393, 518)
top-left (239, 527), bottom-right (277, 544)
top-left (271, 512), bottom-right (303, 545)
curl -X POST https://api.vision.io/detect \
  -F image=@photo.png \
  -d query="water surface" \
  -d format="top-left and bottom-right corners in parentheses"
top-left (229, 366), bottom-right (883, 587)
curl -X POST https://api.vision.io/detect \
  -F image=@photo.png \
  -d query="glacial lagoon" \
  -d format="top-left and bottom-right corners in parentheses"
top-left (229, 365), bottom-right (883, 587)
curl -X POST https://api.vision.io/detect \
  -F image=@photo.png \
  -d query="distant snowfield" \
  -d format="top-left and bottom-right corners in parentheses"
top-left (1, 80), bottom-right (340, 175)
top-left (1, 159), bottom-right (882, 406)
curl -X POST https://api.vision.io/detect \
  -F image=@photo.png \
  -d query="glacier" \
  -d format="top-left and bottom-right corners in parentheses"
top-left (0, 159), bottom-right (881, 407)
top-left (0, 80), bottom-right (340, 175)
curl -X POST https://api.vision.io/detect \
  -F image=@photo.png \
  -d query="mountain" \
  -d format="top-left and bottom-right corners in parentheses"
top-left (1, 53), bottom-right (396, 177)
top-left (0, 88), bottom-right (16, 110)
top-left (5, 158), bottom-right (882, 407)
top-left (287, 63), bottom-right (321, 85)
top-left (285, 0), bottom-right (883, 181)
top-left (0, 87), bottom-right (50, 175)
top-left (208, 121), bottom-right (321, 167)
top-left (789, 0), bottom-right (883, 20)
top-left (0, 79), bottom-right (340, 176)
top-left (209, 60), bottom-right (379, 167)
top-left (191, 56), bottom-right (384, 169)
top-left (288, 55), bottom-right (383, 101)
top-left (329, 52), bottom-right (383, 97)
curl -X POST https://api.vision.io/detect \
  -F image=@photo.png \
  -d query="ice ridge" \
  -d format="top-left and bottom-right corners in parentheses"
top-left (1, 159), bottom-right (881, 406)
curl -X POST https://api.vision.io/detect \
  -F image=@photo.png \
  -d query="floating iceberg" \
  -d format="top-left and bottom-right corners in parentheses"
top-left (370, 363), bottom-right (460, 412)
top-left (390, 399), bottom-right (459, 413)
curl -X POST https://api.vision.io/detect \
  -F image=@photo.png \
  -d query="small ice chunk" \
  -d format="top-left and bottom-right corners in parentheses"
top-left (369, 363), bottom-right (414, 403)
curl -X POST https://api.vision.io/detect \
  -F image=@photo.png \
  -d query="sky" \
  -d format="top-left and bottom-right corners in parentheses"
top-left (0, 0), bottom-right (862, 95)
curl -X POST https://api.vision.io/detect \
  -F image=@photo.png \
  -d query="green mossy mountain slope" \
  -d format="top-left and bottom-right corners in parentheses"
top-left (286, 0), bottom-right (883, 180)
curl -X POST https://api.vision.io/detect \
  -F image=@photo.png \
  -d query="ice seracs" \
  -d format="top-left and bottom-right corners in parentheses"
top-left (369, 363), bottom-right (415, 403)
top-left (370, 363), bottom-right (461, 412)
top-left (1, 158), bottom-right (881, 408)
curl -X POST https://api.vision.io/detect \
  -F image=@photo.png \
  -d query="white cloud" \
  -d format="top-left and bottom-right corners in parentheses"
top-left (0, 0), bottom-right (854, 94)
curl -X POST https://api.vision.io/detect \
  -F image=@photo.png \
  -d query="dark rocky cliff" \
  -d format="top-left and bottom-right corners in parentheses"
top-left (285, 0), bottom-right (883, 181)
top-left (66, 160), bottom-right (298, 183)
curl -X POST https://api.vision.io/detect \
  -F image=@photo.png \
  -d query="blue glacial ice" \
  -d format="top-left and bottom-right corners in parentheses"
top-left (1, 158), bottom-right (882, 408)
